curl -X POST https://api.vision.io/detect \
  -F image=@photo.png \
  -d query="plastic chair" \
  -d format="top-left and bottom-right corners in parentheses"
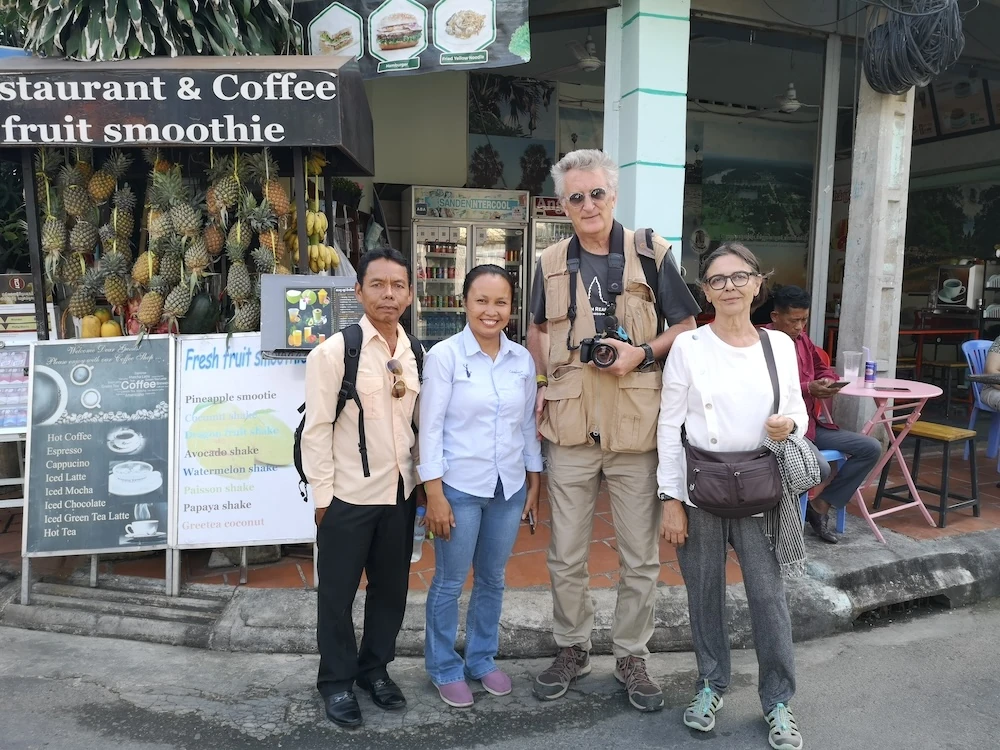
top-left (961, 339), bottom-right (1000, 464)
top-left (799, 449), bottom-right (848, 534)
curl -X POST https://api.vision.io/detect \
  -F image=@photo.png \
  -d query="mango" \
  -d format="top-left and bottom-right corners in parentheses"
top-left (94, 308), bottom-right (111, 324)
top-left (245, 410), bottom-right (294, 466)
top-left (80, 315), bottom-right (102, 338)
top-left (101, 320), bottom-right (123, 337)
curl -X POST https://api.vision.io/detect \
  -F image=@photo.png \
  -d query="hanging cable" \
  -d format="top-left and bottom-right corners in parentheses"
top-left (861, 0), bottom-right (976, 95)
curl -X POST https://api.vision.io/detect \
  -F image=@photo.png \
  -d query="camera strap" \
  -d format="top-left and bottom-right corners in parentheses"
top-left (566, 223), bottom-right (626, 351)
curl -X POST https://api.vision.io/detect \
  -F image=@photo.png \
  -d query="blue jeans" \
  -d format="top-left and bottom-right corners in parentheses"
top-left (425, 479), bottom-right (525, 685)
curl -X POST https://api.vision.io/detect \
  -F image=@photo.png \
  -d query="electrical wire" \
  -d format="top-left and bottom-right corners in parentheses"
top-left (759, 0), bottom-right (866, 30)
top-left (861, 0), bottom-right (973, 95)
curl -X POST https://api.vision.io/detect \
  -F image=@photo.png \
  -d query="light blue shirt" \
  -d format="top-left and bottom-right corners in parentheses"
top-left (418, 326), bottom-right (543, 499)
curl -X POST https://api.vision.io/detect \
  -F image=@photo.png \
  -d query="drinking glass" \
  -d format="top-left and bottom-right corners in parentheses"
top-left (842, 351), bottom-right (862, 381)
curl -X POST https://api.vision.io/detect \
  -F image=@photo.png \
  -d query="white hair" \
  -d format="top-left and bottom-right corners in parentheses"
top-left (550, 149), bottom-right (619, 199)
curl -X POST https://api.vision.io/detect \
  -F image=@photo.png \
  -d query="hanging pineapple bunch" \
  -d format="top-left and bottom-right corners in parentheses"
top-left (109, 184), bottom-right (137, 244)
top-left (205, 153), bottom-right (245, 226)
top-left (145, 160), bottom-right (176, 242)
top-left (226, 193), bottom-right (254, 307)
top-left (136, 275), bottom-right (170, 331)
top-left (66, 267), bottom-right (103, 320)
top-left (248, 148), bottom-right (290, 218)
top-left (71, 147), bottom-right (94, 184)
top-left (33, 148), bottom-right (64, 206)
top-left (142, 147), bottom-right (172, 176)
top-left (248, 199), bottom-right (281, 276)
top-left (157, 235), bottom-right (185, 288)
top-left (230, 298), bottom-right (261, 333)
top-left (100, 247), bottom-right (133, 312)
top-left (88, 149), bottom-right (132, 206)
top-left (58, 164), bottom-right (93, 219)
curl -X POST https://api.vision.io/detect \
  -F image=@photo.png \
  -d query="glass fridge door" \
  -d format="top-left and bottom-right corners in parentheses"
top-left (414, 224), bottom-right (468, 347)
top-left (473, 225), bottom-right (528, 342)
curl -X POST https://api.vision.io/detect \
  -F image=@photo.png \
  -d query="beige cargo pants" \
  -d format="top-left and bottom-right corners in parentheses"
top-left (545, 442), bottom-right (661, 658)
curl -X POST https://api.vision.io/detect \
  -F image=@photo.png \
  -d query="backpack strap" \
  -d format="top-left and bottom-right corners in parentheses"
top-left (406, 333), bottom-right (424, 381)
top-left (634, 228), bottom-right (663, 337)
top-left (337, 323), bottom-right (370, 478)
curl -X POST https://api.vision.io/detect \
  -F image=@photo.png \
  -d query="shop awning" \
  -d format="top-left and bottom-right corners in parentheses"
top-left (0, 54), bottom-right (374, 175)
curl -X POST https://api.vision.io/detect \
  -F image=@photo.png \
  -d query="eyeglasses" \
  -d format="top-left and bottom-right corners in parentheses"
top-left (564, 187), bottom-right (608, 207)
top-left (705, 271), bottom-right (758, 290)
top-left (386, 359), bottom-right (406, 399)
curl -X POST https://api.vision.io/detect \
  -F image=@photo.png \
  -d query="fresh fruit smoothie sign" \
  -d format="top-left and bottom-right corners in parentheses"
top-left (24, 337), bottom-right (172, 556)
top-left (175, 333), bottom-right (314, 548)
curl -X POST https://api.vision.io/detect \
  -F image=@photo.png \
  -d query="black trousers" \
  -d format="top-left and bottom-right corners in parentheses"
top-left (316, 478), bottom-right (416, 696)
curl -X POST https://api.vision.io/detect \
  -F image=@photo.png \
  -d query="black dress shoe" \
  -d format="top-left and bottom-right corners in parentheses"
top-left (324, 690), bottom-right (363, 728)
top-left (805, 503), bottom-right (838, 544)
top-left (357, 675), bottom-right (407, 710)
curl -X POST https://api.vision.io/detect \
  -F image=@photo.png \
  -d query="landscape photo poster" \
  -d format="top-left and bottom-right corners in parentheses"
top-left (24, 337), bottom-right (172, 557)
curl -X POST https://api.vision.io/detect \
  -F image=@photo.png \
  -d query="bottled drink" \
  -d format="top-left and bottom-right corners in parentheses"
top-left (411, 506), bottom-right (427, 563)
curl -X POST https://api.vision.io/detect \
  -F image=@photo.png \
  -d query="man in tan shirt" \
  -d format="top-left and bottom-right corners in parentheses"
top-left (302, 248), bottom-right (420, 729)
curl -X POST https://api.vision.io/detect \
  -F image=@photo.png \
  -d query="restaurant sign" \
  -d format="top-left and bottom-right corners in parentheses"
top-left (0, 69), bottom-right (345, 147)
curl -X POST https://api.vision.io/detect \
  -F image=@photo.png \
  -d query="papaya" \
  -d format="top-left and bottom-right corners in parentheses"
top-left (80, 315), bottom-right (102, 338)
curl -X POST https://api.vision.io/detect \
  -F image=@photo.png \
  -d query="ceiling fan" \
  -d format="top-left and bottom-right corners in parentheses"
top-left (539, 32), bottom-right (604, 79)
top-left (746, 82), bottom-right (818, 116)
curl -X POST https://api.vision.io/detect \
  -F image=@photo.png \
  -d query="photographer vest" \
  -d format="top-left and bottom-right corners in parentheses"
top-left (538, 225), bottom-right (670, 453)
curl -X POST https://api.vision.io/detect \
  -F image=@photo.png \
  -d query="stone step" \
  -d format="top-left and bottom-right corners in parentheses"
top-left (31, 582), bottom-right (226, 612)
top-left (27, 592), bottom-right (219, 624)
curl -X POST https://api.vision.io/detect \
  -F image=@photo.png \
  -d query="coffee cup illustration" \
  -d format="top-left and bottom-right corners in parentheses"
top-left (942, 278), bottom-right (965, 298)
top-left (126, 519), bottom-right (159, 536)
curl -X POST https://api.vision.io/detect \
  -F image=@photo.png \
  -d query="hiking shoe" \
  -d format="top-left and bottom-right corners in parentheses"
top-left (683, 680), bottom-right (723, 732)
top-left (614, 656), bottom-right (664, 712)
top-left (765, 703), bottom-right (803, 750)
top-left (805, 503), bottom-right (838, 544)
top-left (533, 645), bottom-right (591, 701)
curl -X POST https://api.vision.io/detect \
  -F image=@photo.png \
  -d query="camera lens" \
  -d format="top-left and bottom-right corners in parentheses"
top-left (592, 343), bottom-right (617, 368)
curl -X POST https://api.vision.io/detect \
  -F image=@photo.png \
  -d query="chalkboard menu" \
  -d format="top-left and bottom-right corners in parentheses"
top-left (24, 337), bottom-right (173, 556)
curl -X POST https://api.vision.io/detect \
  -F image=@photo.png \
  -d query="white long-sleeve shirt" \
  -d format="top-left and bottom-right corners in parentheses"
top-left (656, 325), bottom-right (808, 506)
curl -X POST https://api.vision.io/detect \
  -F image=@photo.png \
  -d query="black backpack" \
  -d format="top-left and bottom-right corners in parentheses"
top-left (293, 323), bottom-right (423, 501)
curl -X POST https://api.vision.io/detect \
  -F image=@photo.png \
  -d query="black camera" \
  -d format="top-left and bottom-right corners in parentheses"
top-left (580, 324), bottom-right (632, 369)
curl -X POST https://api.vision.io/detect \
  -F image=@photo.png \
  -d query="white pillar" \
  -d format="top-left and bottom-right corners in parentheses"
top-left (808, 33), bottom-right (842, 344)
top-left (605, 0), bottom-right (690, 245)
top-left (835, 78), bottom-right (915, 431)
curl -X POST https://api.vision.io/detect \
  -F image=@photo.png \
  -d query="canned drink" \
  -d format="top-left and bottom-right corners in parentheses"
top-left (864, 361), bottom-right (877, 388)
top-left (448, 266), bottom-right (455, 279)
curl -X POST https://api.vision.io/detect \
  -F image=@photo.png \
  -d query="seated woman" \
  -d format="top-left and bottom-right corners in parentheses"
top-left (981, 337), bottom-right (1000, 410)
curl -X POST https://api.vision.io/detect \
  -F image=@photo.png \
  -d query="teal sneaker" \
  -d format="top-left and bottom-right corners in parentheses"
top-left (765, 703), bottom-right (803, 750)
top-left (683, 680), bottom-right (723, 732)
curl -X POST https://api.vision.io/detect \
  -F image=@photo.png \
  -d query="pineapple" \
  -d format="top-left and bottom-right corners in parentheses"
top-left (34, 149), bottom-right (65, 207)
top-left (207, 155), bottom-right (243, 209)
top-left (203, 224), bottom-right (225, 257)
top-left (41, 214), bottom-right (66, 253)
top-left (72, 147), bottom-right (94, 182)
top-left (132, 250), bottom-right (160, 287)
top-left (101, 249), bottom-right (131, 279)
top-left (184, 237), bottom-right (210, 278)
top-left (251, 246), bottom-right (276, 275)
top-left (60, 170), bottom-right (93, 218)
top-left (158, 239), bottom-right (184, 287)
top-left (67, 268), bottom-right (102, 319)
top-left (58, 253), bottom-right (86, 287)
top-left (162, 282), bottom-right (193, 330)
top-left (142, 147), bottom-right (172, 174)
top-left (69, 219), bottom-right (98, 254)
top-left (226, 191), bottom-right (255, 259)
top-left (231, 298), bottom-right (260, 333)
top-left (171, 201), bottom-right (203, 238)
top-left (152, 167), bottom-right (202, 238)
top-left (148, 209), bottom-right (174, 240)
top-left (248, 149), bottom-right (289, 216)
top-left (205, 186), bottom-right (222, 222)
top-left (88, 149), bottom-right (132, 204)
top-left (137, 276), bottom-right (169, 328)
top-left (227, 261), bottom-right (252, 303)
top-left (111, 210), bottom-right (135, 241)
top-left (104, 275), bottom-right (130, 308)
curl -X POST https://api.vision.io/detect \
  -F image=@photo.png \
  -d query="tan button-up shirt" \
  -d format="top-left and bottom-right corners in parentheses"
top-left (302, 315), bottom-right (420, 508)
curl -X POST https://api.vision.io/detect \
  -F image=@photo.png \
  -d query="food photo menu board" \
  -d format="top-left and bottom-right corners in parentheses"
top-left (23, 337), bottom-right (172, 556)
top-left (297, 0), bottom-right (530, 78)
top-left (932, 75), bottom-right (991, 136)
top-left (0, 346), bottom-right (29, 433)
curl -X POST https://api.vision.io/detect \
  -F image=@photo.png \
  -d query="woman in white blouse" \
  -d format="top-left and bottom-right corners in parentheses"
top-left (656, 243), bottom-right (808, 750)
top-left (418, 264), bottom-right (542, 709)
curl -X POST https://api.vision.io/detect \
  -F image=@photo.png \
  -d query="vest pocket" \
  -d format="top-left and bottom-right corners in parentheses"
top-left (623, 292), bottom-right (657, 344)
top-left (540, 366), bottom-right (586, 446)
top-left (608, 369), bottom-right (661, 452)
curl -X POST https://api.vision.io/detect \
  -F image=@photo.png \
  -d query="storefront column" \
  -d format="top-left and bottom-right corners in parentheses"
top-left (807, 33), bottom-right (842, 345)
top-left (604, 0), bottom-right (690, 244)
top-left (834, 78), bottom-right (915, 432)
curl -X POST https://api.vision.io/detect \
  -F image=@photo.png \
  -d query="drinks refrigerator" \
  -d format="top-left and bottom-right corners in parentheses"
top-left (402, 186), bottom-right (530, 346)
top-left (531, 196), bottom-right (575, 294)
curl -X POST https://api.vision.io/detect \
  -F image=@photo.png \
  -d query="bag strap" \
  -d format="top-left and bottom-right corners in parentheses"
top-left (758, 328), bottom-right (781, 416)
top-left (337, 323), bottom-right (369, 478)
top-left (634, 228), bottom-right (663, 337)
top-left (406, 333), bottom-right (424, 380)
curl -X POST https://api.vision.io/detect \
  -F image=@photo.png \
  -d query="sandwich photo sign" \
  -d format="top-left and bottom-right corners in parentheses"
top-left (300, 0), bottom-right (529, 78)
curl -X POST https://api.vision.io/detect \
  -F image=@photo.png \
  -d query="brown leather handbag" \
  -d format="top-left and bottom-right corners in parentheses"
top-left (683, 330), bottom-right (783, 519)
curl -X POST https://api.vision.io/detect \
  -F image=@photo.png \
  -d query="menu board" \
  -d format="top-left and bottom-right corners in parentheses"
top-left (295, 0), bottom-right (530, 79)
top-left (175, 334), bottom-right (314, 548)
top-left (0, 346), bottom-right (29, 433)
top-left (912, 87), bottom-right (938, 142)
top-left (24, 337), bottom-right (172, 556)
top-left (932, 76), bottom-right (991, 136)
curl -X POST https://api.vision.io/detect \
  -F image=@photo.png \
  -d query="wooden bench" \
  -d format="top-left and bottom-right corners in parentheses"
top-left (873, 421), bottom-right (980, 528)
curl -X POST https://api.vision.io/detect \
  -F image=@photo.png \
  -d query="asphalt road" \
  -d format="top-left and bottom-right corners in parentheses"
top-left (1, 600), bottom-right (996, 749)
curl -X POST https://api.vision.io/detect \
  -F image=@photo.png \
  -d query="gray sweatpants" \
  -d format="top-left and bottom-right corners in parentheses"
top-left (676, 506), bottom-right (796, 714)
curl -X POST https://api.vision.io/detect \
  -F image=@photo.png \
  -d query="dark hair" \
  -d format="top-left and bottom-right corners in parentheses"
top-left (698, 241), bottom-right (773, 312)
top-left (772, 285), bottom-right (811, 312)
top-left (463, 264), bottom-right (514, 300)
top-left (357, 247), bottom-right (411, 285)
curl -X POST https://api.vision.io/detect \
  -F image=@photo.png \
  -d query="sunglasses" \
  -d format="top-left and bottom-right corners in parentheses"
top-left (705, 271), bottom-right (758, 290)
top-left (386, 359), bottom-right (407, 399)
top-left (564, 187), bottom-right (608, 207)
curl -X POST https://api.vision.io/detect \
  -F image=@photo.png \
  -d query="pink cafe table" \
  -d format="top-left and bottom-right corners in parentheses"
top-left (836, 377), bottom-right (942, 543)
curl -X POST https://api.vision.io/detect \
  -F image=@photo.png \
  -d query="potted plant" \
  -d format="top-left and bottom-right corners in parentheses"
top-left (330, 178), bottom-right (363, 210)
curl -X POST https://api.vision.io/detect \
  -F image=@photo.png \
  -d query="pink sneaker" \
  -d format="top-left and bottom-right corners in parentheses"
top-left (479, 669), bottom-right (512, 696)
top-left (436, 680), bottom-right (474, 708)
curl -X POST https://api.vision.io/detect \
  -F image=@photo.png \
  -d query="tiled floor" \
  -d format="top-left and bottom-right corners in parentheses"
top-left (3, 439), bottom-right (1000, 592)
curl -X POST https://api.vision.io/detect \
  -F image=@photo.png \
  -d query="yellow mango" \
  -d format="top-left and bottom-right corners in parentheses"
top-left (101, 320), bottom-right (123, 337)
top-left (94, 308), bottom-right (111, 324)
top-left (80, 315), bottom-right (102, 338)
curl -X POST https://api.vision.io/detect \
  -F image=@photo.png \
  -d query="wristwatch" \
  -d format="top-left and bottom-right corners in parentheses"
top-left (658, 492), bottom-right (676, 503)
top-left (638, 343), bottom-right (655, 370)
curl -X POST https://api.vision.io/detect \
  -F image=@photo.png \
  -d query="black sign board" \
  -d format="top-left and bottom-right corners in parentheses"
top-left (24, 337), bottom-right (173, 556)
top-left (0, 56), bottom-right (375, 173)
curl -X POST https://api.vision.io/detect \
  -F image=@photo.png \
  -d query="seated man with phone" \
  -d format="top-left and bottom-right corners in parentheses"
top-left (768, 286), bottom-right (882, 543)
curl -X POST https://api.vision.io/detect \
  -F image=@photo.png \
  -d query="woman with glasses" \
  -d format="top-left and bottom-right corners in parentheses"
top-left (656, 242), bottom-right (809, 750)
top-left (418, 264), bottom-right (543, 708)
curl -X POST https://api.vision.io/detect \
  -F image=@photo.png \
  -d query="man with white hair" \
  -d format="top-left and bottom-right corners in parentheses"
top-left (527, 149), bottom-right (699, 711)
